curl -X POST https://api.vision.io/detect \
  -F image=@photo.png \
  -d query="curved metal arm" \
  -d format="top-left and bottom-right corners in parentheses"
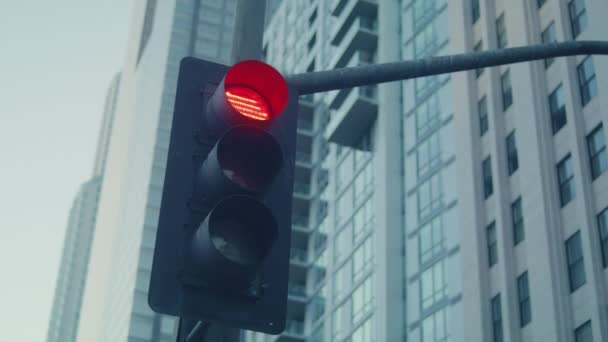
top-left (286, 40), bottom-right (608, 94)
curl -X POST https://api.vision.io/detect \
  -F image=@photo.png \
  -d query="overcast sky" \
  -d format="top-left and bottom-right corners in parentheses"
top-left (0, 1), bottom-right (132, 340)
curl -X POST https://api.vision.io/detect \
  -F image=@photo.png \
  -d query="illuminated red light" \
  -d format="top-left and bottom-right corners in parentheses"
top-left (225, 86), bottom-right (271, 121)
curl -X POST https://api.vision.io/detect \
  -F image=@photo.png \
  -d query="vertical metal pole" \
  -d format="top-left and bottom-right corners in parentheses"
top-left (175, 318), bottom-right (242, 342)
top-left (231, 0), bottom-right (267, 63)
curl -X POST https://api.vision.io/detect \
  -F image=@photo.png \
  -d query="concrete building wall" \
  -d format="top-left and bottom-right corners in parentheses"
top-left (46, 70), bottom-right (120, 342)
top-left (77, 1), bottom-right (238, 341)
top-left (259, 0), bottom-right (608, 341)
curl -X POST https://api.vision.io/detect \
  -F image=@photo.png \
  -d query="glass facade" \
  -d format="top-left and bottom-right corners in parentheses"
top-left (46, 178), bottom-right (102, 342)
top-left (402, 1), bottom-right (461, 341)
top-left (47, 75), bottom-right (120, 342)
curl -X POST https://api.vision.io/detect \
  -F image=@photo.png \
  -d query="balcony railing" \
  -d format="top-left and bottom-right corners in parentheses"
top-left (295, 151), bottom-right (312, 165)
top-left (297, 117), bottom-right (314, 132)
top-left (285, 320), bottom-right (305, 335)
top-left (290, 248), bottom-right (308, 264)
top-left (288, 283), bottom-right (307, 297)
top-left (293, 182), bottom-right (311, 195)
top-left (292, 215), bottom-right (309, 227)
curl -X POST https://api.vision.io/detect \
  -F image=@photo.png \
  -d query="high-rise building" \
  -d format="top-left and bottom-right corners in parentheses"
top-left (76, 1), bottom-right (240, 341)
top-left (46, 73), bottom-right (121, 342)
top-left (251, 0), bottom-right (608, 341)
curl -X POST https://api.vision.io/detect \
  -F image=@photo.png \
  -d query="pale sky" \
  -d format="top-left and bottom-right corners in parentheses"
top-left (0, 1), bottom-right (132, 340)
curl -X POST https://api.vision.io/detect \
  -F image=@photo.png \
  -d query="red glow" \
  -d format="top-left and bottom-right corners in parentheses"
top-left (225, 86), bottom-right (271, 121)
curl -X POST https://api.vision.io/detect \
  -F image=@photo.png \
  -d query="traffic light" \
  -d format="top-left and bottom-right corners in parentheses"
top-left (148, 58), bottom-right (298, 334)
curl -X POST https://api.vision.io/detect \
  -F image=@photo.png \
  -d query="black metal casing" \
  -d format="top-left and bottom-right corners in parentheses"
top-left (148, 57), bottom-right (298, 334)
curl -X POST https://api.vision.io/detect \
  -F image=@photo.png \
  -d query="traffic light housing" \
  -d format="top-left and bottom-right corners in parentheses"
top-left (148, 57), bottom-right (298, 334)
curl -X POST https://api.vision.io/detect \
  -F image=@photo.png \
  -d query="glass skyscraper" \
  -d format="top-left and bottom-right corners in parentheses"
top-left (77, 1), bottom-right (238, 341)
top-left (46, 73), bottom-right (121, 342)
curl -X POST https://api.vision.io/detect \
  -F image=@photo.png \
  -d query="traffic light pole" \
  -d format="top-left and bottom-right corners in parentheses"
top-left (176, 319), bottom-right (241, 342)
top-left (231, 0), bottom-right (266, 63)
top-left (286, 40), bottom-right (608, 94)
top-left (171, 39), bottom-right (607, 342)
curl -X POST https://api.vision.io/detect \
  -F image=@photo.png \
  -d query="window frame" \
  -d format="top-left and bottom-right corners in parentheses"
top-left (472, 0), bottom-right (480, 24)
top-left (487, 221), bottom-right (498, 267)
top-left (577, 56), bottom-right (597, 106)
top-left (568, 0), bottom-right (588, 39)
top-left (491, 294), bottom-right (503, 342)
top-left (566, 231), bottom-right (586, 292)
top-left (586, 124), bottom-right (607, 180)
top-left (500, 70), bottom-right (513, 111)
top-left (549, 84), bottom-right (567, 134)
top-left (517, 272), bottom-right (531, 327)
top-left (557, 154), bottom-right (575, 207)
top-left (496, 13), bottom-right (508, 49)
top-left (574, 320), bottom-right (592, 342)
top-left (506, 130), bottom-right (519, 175)
top-left (483, 156), bottom-right (493, 199)
top-left (597, 208), bottom-right (608, 268)
top-left (512, 197), bottom-right (525, 245)
top-left (479, 96), bottom-right (489, 136)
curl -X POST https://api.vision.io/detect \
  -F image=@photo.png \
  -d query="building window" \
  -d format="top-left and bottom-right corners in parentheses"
top-left (418, 173), bottom-right (442, 220)
top-left (137, 0), bottom-right (158, 66)
top-left (307, 33), bottom-right (317, 52)
top-left (512, 197), bottom-right (525, 245)
top-left (506, 130), bottom-right (519, 175)
top-left (419, 216), bottom-right (443, 264)
top-left (537, 0), bottom-right (546, 8)
top-left (479, 96), bottom-right (489, 136)
top-left (352, 236), bottom-right (373, 281)
top-left (333, 261), bottom-right (349, 299)
top-left (598, 208), bottom-right (608, 268)
top-left (577, 56), bottom-right (597, 106)
top-left (587, 124), bottom-right (607, 180)
top-left (541, 22), bottom-right (557, 68)
top-left (417, 132), bottom-right (441, 177)
top-left (483, 157), bottom-right (493, 199)
top-left (496, 14), bottom-right (508, 49)
top-left (569, 0), bottom-right (588, 39)
top-left (574, 320), bottom-right (592, 342)
top-left (566, 231), bottom-right (586, 292)
top-left (421, 309), bottom-right (448, 342)
top-left (414, 22), bottom-right (441, 58)
top-left (491, 294), bottom-right (503, 342)
top-left (413, 0), bottom-right (436, 28)
top-left (517, 272), bottom-right (531, 327)
top-left (332, 304), bottom-right (347, 340)
top-left (487, 221), bottom-right (498, 267)
top-left (549, 84), bottom-right (567, 134)
top-left (351, 317), bottom-right (373, 342)
top-left (351, 276), bottom-right (373, 323)
top-left (501, 70), bottom-right (513, 111)
top-left (474, 40), bottom-right (484, 77)
top-left (416, 94), bottom-right (441, 139)
top-left (308, 8), bottom-right (317, 25)
top-left (557, 154), bottom-right (575, 207)
top-left (472, 0), bottom-right (480, 24)
top-left (421, 260), bottom-right (447, 310)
